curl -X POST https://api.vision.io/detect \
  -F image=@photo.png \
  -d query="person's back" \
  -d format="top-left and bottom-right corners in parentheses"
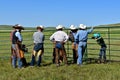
top-left (33, 31), bottom-right (44, 44)
top-left (51, 30), bottom-right (68, 42)
top-left (30, 25), bottom-right (44, 67)
top-left (49, 25), bottom-right (68, 66)
top-left (96, 37), bottom-right (106, 48)
top-left (75, 24), bottom-right (94, 65)
top-left (76, 30), bottom-right (89, 42)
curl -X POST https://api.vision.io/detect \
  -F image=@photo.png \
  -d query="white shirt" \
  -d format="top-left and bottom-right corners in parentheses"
top-left (50, 30), bottom-right (68, 42)
top-left (15, 31), bottom-right (22, 42)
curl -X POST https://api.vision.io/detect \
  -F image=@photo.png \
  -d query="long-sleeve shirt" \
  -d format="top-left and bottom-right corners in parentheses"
top-left (33, 31), bottom-right (44, 44)
top-left (75, 27), bottom-right (93, 43)
top-left (15, 31), bottom-right (23, 42)
top-left (50, 30), bottom-right (68, 42)
top-left (96, 37), bottom-right (107, 48)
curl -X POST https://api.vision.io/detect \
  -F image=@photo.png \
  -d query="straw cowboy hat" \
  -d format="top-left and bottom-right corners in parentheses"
top-left (12, 24), bottom-right (24, 30)
top-left (79, 24), bottom-right (86, 29)
top-left (56, 25), bottom-right (64, 30)
top-left (70, 25), bottom-right (77, 30)
top-left (36, 25), bottom-right (44, 29)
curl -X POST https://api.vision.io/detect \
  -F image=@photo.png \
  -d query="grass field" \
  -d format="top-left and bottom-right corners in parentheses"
top-left (0, 25), bottom-right (120, 80)
top-left (0, 59), bottom-right (120, 80)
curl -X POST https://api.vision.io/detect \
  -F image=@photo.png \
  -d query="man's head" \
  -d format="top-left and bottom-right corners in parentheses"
top-left (36, 25), bottom-right (44, 31)
top-left (12, 24), bottom-right (24, 32)
top-left (70, 25), bottom-right (78, 32)
top-left (79, 24), bottom-right (86, 30)
top-left (13, 24), bottom-right (24, 29)
top-left (56, 25), bottom-right (64, 30)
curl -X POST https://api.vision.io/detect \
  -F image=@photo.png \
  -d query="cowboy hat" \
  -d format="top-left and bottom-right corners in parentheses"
top-left (79, 24), bottom-right (86, 29)
top-left (36, 25), bottom-right (44, 29)
top-left (56, 25), bottom-right (64, 30)
top-left (12, 24), bottom-right (24, 30)
top-left (70, 25), bottom-right (77, 30)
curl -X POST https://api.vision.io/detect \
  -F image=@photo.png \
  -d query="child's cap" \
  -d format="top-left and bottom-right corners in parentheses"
top-left (93, 33), bottom-right (101, 38)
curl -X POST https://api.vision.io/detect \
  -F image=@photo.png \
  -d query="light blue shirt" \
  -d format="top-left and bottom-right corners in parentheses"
top-left (75, 27), bottom-right (93, 43)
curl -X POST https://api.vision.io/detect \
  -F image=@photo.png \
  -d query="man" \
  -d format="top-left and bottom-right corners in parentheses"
top-left (75, 24), bottom-right (94, 65)
top-left (50, 25), bottom-right (68, 66)
top-left (69, 25), bottom-right (78, 63)
top-left (30, 25), bottom-right (45, 67)
top-left (11, 24), bottom-right (24, 68)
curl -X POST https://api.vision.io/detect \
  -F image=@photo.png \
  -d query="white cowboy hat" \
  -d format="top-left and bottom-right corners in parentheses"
top-left (36, 25), bottom-right (44, 29)
top-left (79, 24), bottom-right (86, 29)
top-left (56, 25), bottom-right (64, 29)
top-left (70, 25), bottom-right (77, 30)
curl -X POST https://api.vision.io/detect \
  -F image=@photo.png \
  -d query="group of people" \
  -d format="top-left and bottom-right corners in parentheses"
top-left (10, 24), bottom-right (107, 68)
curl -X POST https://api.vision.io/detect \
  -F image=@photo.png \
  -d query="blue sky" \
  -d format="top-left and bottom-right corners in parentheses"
top-left (0, 0), bottom-right (120, 27)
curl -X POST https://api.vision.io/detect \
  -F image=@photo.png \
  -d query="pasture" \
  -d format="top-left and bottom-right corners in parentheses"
top-left (0, 26), bottom-right (120, 80)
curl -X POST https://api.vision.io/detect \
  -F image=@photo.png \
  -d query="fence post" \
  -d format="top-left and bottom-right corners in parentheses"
top-left (67, 29), bottom-right (69, 58)
top-left (108, 27), bottom-right (111, 62)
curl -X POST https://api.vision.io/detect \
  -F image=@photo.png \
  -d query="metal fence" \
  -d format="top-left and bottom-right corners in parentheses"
top-left (0, 26), bottom-right (120, 62)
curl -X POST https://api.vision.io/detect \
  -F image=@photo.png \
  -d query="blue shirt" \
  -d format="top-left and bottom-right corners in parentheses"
top-left (75, 27), bottom-right (93, 44)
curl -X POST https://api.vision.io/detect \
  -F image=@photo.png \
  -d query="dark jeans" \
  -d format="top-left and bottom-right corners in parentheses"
top-left (99, 47), bottom-right (106, 61)
top-left (30, 55), bottom-right (42, 66)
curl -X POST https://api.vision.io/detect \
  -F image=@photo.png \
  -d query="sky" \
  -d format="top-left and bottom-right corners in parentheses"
top-left (0, 0), bottom-right (120, 27)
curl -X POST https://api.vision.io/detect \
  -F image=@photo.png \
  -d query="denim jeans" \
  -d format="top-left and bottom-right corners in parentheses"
top-left (77, 42), bottom-right (87, 65)
top-left (12, 56), bottom-right (17, 68)
top-left (99, 47), bottom-right (106, 61)
top-left (12, 57), bottom-right (22, 68)
top-left (18, 58), bottom-right (22, 68)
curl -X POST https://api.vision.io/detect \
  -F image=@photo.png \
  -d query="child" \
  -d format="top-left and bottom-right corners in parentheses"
top-left (92, 33), bottom-right (107, 63)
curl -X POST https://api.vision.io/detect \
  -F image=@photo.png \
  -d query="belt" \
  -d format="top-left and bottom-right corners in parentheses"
top-left (34, 43), bottom-right (43, 45)
top-left (56, 41), bottom-right (62, 43)
top-left (79, 41), bottom-right (86, 42)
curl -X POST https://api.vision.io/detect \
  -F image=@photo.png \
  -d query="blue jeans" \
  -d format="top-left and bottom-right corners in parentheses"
top-left (12, 57), bottom-right (22, 68)
top-left (77, 42), bottom-right (87, 65)
top-left (18, 58), bottom-right (22, 68)
top-left (99, 47), bottom-right (106, 61)
top-left (12, 44), bottom-right (23, 68)
top-left (12, 56), bottom-right (17, 68)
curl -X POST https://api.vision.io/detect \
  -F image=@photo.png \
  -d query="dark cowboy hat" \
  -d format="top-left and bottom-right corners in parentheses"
top-left (12, 24), bottom-right (24, 30)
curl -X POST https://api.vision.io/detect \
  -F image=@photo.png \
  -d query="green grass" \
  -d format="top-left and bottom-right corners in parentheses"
top-left (0, 59), bottom-right (120, 80)
top-left (0, 25), bottom-right (120, 80)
